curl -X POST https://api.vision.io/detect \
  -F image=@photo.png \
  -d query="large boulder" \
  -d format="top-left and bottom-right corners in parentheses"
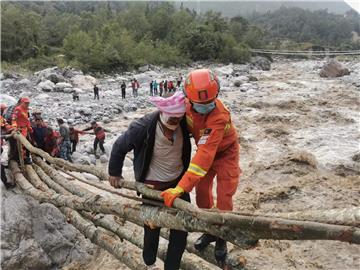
top-left (71, 75), bottom-right (97, 90)
top-left (1, 191), bottom-right (93, 270)
top-left (37, 80), bottom-right (55, 92)
top-left (0, 94), bottom-right (17, 106)
top-left (54, 82), bottom-right (73, 92)
top-left (17, 78), bottom-right (32, 87)
top-left (250, 56), bottom-right (271, 71)
top-left (319, 59), bottom-right (350, 78)
top-left (46, 73), bottom-right (66, 84)
top-left (34, 67), bottom-right (59, 83)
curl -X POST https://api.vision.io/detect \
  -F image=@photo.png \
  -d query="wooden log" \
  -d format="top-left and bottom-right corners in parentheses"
top-left (13, 162), bottom-right (148, 270)
top-left (268, 208), bottom-right (360, 227)
top-left (81, 212), bottom-right (215, 270)
top-left (10, 161), bottom-right (360, 245)
top-left (61, 207), bottom-right (147, 270)
top-left (33, 160), bottom-right (243, 269)
top-left (13, 133), bottom-right (108, 180)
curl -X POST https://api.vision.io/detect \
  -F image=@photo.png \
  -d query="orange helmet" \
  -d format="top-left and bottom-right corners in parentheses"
top-left (20, 97), bottom-right (30, 103)
top-left (184, 69), bottom-right (220, 103)
top-left (0, 104), bottom-right (7, 114)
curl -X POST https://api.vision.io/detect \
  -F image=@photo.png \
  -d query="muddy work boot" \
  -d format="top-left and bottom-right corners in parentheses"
top-left (214, 238), bottom-right (227, 265)
top-left (194, 233), bottom-right (217, 251)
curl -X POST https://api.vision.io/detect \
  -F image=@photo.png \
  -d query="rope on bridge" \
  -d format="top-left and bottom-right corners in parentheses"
top-left (8, 132), bottom-right (360, 270)
top-left (250, 49), bottom-right (360, 56)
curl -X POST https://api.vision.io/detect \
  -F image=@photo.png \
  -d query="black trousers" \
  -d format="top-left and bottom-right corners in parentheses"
top-left (143, 192), bottom-right (190, 270)
top-left (71, 140), bottom-right (77, 153)
top-left (94, 92), bottom-right (99, 100)
top-left (94, 137), bottom-right (105, 153)
top-left (121, 89), bottom-right (126, 99)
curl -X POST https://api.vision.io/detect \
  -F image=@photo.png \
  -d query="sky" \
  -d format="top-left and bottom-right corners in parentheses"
top-left (344, 0), bottom-right (360, 12)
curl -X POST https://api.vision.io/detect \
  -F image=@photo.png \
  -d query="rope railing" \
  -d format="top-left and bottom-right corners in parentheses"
top-left (7, 132), bottom-right (360, 269)
top-left (250, 49), bottom-right (360, 56)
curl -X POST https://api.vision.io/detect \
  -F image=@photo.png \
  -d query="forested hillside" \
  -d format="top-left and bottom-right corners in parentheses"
top-left (248, 7), bottom-right (360, 50)
top-left (1, 1), bottom-right (359, 72)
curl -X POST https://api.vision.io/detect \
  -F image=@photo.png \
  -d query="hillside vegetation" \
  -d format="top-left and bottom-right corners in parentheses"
top-left (1, 1), bottom-right (359, 72)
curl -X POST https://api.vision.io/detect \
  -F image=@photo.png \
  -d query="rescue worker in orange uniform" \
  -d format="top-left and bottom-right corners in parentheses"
top-left (11, 97), bottom-right (33, 164)
top-left (161, 69), bottom-right (241, 265)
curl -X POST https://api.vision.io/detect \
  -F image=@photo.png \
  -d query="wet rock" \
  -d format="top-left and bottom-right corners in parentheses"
top-left (251, 56), bottom-right (271, 71)
top-left (34, 67), bottom-right (59, 83)
top-left (71, 75), bottom-right (97, 90)
top-left (1, 192), bottom-right (93, 270)
top-left (35, 94), bottom-right (50, 100)
top-left (99, 155), bottom-right (108, 163)
top-left (37, 80), bottom-right (55, 92)
top-left (63, 87), bottom-right (73, 93)
top-left (17, 78), bottom-right (32, 87)
top-left (62, 67), bottom-right (83, 78)
top-left (352, 153), bottom-right (360, 162)
top-left (54, 82), bottom-right (73, 92)
top-left (138, 65), bottom-right (150, 72)
top-left (0, 79), bottom-right (15, 88)
top-left (248, 75), bottom-right (258, 81)
top-left (102, 117), bottom-right (110, 124)
top-left (234, 80), bottom-right (243, 87)
top-left (319, 59), bottom-right (350, 78)
top-left (46, 73), bottom-right (65, 84)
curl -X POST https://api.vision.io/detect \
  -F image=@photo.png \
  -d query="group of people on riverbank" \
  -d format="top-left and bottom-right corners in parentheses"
top-left (86, 74), bottom-right (183, 100)
top-left (0, 98), bottom-right (109, 188)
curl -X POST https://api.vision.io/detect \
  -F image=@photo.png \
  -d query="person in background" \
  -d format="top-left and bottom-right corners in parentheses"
top-left (121, 81), bottom-right (126, 99)
top-left (108, 91), bottom-right (191, 270)
top-left (149, 81), bottom-right (154, 96)
top-left (164, 79), bottom-right (168, 94)
top-left (1, 104), bottom-right (15, 188)
top-left (93, 84), bottom-right (100, 100)
top-left (44, 127), bottom-right (60, 157)
top-left (57, 118), bottom-right (72, 162)
top-left (73, 90), bottom-right (80, 101)
top-left (159, 81), bottom-right (164, 97)
top-left (131, 78), bottom-right (140, 98)
top-left (69, 125), bottom-right (85, 153)
top-left (153, 80), bottom-right (158, 96)
top-left (82, 121), bottom-right (107, 156)
top-left (31, 116), bottom-right (48, 151)
top-left (177, 73), bottom-right (183, 88)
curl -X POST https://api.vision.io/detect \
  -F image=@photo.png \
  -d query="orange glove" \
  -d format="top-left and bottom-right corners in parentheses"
top-left (160, 186), bottom-right (184, 207)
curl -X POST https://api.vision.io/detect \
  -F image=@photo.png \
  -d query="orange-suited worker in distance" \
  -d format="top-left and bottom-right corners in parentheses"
top-left (160, 69), bottom-right (241, 265)
top-left (11, 97), bottom-right (33, 164)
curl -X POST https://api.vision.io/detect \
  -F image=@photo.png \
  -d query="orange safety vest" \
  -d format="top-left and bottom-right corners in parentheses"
top-left (11, 105), bottom-right (32, 136)
top-left (178, 99), bottom-right (240, 192)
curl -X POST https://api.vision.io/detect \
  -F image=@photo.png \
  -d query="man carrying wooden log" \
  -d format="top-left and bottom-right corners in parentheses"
top-left (160, 69), bottom-right (242, 265)
top-left (108, 91), bottom-right (191, 270)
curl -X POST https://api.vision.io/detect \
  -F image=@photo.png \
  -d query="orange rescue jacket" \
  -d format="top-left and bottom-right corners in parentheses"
top-left (178, 99), bottom-right (239, 192)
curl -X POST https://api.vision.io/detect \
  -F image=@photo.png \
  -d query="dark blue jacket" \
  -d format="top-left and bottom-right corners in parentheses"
top-left (108, 111), bottom-right (191, 182)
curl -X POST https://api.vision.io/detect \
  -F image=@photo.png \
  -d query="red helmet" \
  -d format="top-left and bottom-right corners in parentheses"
top-left (20, 97), bottom-right (30, 103)
top-left (0, 104), bottom-right (7, 114)
top-left (184, 69), bottom-right (220, 103)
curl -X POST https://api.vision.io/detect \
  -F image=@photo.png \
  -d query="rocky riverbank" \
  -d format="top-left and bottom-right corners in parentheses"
top-left (1, 57), bottom-right (359, 269)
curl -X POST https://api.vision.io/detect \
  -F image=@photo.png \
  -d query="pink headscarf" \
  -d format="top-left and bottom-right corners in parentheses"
top-left (149, 91), bottom-right (185, 117)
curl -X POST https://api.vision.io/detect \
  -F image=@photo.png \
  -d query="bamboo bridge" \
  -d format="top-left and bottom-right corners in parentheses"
top-left (7, 132), bottom-right (360, 270)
